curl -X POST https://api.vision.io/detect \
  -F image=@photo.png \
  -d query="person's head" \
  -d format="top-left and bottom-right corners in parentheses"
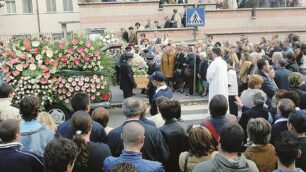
top-left (248, 74), bottom-right (263, 89)
top-left (0, 119), bottom-right (20, 144)
top-left (120, 27), bottom-right (126, 33)
top-left (274, 131), bottom-right (301, 168)
top-left (108, 162), bottom-right (138, 172)
top-left (257, 59), bottom-right (270, 73)
top-left (154, 20), bottom-right (159, 26)
top-left (187, 46), bottom-right (194, 55)
top-left (128, 26), bottom-right (134, 32)
top-left (19, 96), bottom-right (40, 121)
top-left (288, 110), bottom-right (306, 134)
top-left (277, 98), bottom-right (295, 118)
top-left (121, 122), bottom-right (145, 151)
top-left (251, 89), bottom-right (267, 107)
top-left (282, 91), bottom-right (300, 108)
top-left (207, 35), bottom-right (213, 42)
top-left (219, 123), bottom-right (244, 153)
top-left (158, 99), bottom-right (177, 120)
top-left (199, 51), bottom-right (207, 61)
top-left (189, 126), bottom-right (214, 157)
top-left (122, 97), bottom-right (145, 119)
top-left (70, 111), bottom-right (92, 169)
top-left (212, 47), bottom-right (222, 58)
top-left (173, 9), bottom-right (178, 14)
top-left (288, 72), bottom-right (304, 88)
top-left (147, 18), bottom-right (151, 24)
top-left (44, 138), bottom-right (79, 172)
top-left (92, 107), bottom-right (109, 128)
top-left (148, 71), bottom-right (166, 87)
top-left (272, 52), bottom-right (283, 65)
top-left (226, 58), bottom-right (233, 68)
top-left (0, 82), bottom-right (14, 98)
top-left (272, 89), bottom-right (287, 107)
top-left (247, 118), bottom-right (271, 145)
top-left (71, 92), bottom-right (90, 112)
top-left (277, 58), bottom-right (287, 68)
top-left (285, 52), bottom-right (296, 63)
top-left (209, 95), bottom-right (228, 117)
top-left (37, 112), bottom-right (57, 132)
top-left (250, 52), bottom-right (261, 65)
top-left (241, 52), bottom-right (251, 61)
top-left (134, 22), bottom-right (140, 28)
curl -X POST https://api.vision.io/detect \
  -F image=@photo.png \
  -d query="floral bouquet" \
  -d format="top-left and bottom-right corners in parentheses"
top-left (54, 74), bottom-right (110, 105)
top-left (1, 38), bottom-right (57, 105)
top-left (131, 54), bottom-right (149, 88)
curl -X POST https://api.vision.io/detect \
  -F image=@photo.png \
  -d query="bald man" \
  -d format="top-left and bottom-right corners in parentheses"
top-left (104, 122), bottom-right (165, 172)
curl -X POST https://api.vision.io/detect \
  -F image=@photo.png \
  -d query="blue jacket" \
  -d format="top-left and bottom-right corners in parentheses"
top-left (20, 122), bottom-right (54, 157)
top-left (55, 119), bottom-right (107, 143)
top-left (107, 120), bottom-right (169, 164)
top-left (103, 150), bottom-right (165, 172)
top-left (275, 67), bottom-right (291, 90)
top-left (258, 70), bottom-right (277, 109)
top-left (150, 87), bottom-right (173, 116)
top-left (0, 143), bottom-right (43, 172)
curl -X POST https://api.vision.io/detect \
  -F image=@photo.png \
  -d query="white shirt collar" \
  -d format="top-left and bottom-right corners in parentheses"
top-left (155, 85), bottom-right (168, 93)
top-left (274, 118), bottom-right (288, 124)
top-left (0, 98), bottom-right (13, 106)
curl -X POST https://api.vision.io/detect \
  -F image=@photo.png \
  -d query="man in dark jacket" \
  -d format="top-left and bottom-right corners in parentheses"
top-left (120, 53), bottom-right (137, 99)
top-left (107, 97), bottom-right (170, 164)
top-left (55, 93), bottom-right (108, 143)
top-left (0, 119), bottom-right (43, 172)
top-left (257, 59), bottom-right (277, 109)
top-left (275, 58), bottom-right (292, 90)
top-left (159, 99), bottom-right (191, 172)
top-left (147, 54), bottom-right (160, 105)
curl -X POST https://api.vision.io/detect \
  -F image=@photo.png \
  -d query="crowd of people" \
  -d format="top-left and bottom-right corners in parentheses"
top-left (1, 32), bottom-right (306, 172)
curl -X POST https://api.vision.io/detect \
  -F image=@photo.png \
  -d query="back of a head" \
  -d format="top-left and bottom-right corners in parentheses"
top-left (19, 96), bottom-right (40, 121)
top-left (122, 97), bottom-right (144, 118)
top-left (277, 98), bottom-right (296, 118)
top-left (274, 131), bottom-right (300, 168)
top-left (252, 89), bottom-right (267, 106)
top-left (220, 123), bottom-right (244, 153)
top-left (0, 83), bottom-right (13, 98)
top-left (158, 99), bottom-right (177, 120)
top-left (247, 118), bottom-right (271, 145)
top-left (282, 91), bottom-right (300, 108)
top-left (92, 107), bottom-right (109, 128)
top-left (209, 95), bottom-right (228, 117)
top-left (0, 119), bottom-right (19, 144)
top-left (257, 58), bottom-right (267, 70)
top-left (189, 126), bottom-right (214, 157)
top-left (288, 72), bottom-right (304, 88)
top-left (37, 112), bottom-right (57, 132)
top-left (122, 121), bottom-right (145, 148)
top-left (248, 74), bottom-right (263, 89)
top-left (212, 47), bottom-right (221, 56)
top-left (288, 110), bottom-right (306, 134)
top-left (71, 92), bottom-right (90, 112)
top-left (272, 52), bottom-right (283, 61)
top-left (70, 111), bottom-right (92, 169)
top-left (277, 58), bottom-right (287, 67)
top-left (44, 138), bottom-right (79, 172)
top-left (108, 162), bottom-right (138, 172)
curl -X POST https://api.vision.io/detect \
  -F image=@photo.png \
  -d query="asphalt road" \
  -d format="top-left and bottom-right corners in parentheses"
top-left (108, 104), bottom-right (209, 128)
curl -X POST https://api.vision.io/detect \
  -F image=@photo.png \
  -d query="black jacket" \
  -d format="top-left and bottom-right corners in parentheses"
top-left (107, 120), bottom-right (170, 164)
top-left (147, 63), bottom-right (160, 104)
top-left (289, 87), bottom-right (306, 109)
top-left (286, 61), bottom-right (300, 72)
top-left (199, 60), bottom-right (209, 81)
top-left (175, 52), bottom-right (185, 70)
top-left (274, 67), bottom-right (292, 90)
top-left (159, 119), bottom-right (192, 172)
top-left (120, 61), bottom-right (136, 91)
top-left (239, 105), bottom-right (269, 135)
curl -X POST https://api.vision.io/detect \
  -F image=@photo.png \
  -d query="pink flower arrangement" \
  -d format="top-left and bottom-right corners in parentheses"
top-left (83, 55), bottom-right (90, 62)
top-left (86, 40), bottom-right (91, 48)
top-left (74, 59), bottom-right (81, 65)
top-left (77, 47), bottom-right (84, 54)
top-left (68, 49), bottom-right (74, 55)
top-left (71, 39), bottom-right (79, 45)
top-left (61, 56), bottom-right (68, 63)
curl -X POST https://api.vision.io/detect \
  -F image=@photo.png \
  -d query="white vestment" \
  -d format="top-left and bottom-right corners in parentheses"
top-left (206, 57), bottom-right (229, 102)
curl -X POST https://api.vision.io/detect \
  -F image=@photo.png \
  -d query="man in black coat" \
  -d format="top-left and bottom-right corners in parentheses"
top-left (120, 53), bottom-right (137, 99)
top-left (107, 97), bottom-right (170, 164)
top-left (275, 58), bottom-right (292, 90)
top-left (257, 59), bottom-right (277, 109)
top-left (146, 54), bottom-right (160, 104)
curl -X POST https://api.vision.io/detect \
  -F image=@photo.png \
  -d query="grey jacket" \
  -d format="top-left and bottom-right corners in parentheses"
top-left (192, 153), bottom-right (259, 172)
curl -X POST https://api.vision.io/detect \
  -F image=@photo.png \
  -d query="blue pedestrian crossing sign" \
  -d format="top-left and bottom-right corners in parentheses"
top-left (186, 8), bottom-right (205, 27)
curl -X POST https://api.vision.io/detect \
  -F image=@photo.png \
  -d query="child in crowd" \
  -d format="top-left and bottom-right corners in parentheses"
top-left (37, 112), bottom-right (57, 133)
top-left (92, 107), bottom-right (113, 134)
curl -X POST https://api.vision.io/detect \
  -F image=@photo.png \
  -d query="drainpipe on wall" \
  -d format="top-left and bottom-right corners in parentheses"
top-left (36, 0), bottom-right (41, 33)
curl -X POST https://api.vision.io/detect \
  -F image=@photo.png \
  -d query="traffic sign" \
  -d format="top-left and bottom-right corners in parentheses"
top-left (186, 8), bottom-right (205, 27)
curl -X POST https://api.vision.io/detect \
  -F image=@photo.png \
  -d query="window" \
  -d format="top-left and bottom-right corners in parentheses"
top-left (22, 0), bottom-right (33, 13)
top-left (5, 0), bottom-right (16, 14)
top-left (46, 0), bottom-right (56, 12)
top-left (63, 0), bottom-right (73, 12)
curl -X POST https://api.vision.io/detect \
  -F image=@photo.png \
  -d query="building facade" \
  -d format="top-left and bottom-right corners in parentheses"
top-left (0, 0), bottom-right (80, 35)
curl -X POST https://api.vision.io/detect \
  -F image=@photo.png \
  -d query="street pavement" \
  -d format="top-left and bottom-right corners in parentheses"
top-left (108, 85), bottom-right (210, 128)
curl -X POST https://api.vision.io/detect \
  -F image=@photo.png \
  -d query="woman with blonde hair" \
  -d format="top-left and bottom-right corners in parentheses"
top-left (37, 112), bottom-right (57, 133)
top-left (289, 72), bottom-right (306, 109)
top-left (160, 45), bottom-right (175, 89)
top-left (179, 126), bottom-right (217, 172)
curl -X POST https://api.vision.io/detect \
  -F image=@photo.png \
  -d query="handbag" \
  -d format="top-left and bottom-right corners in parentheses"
top-left (184, 68), bottom-right (192, 77)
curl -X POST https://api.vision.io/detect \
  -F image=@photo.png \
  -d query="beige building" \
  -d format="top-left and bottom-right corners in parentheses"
top-left (0, 0), bottom-right (80, 35)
